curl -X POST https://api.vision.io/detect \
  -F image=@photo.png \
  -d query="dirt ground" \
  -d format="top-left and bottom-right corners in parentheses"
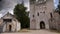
top-left (0, 29), bottom-right (60, 34)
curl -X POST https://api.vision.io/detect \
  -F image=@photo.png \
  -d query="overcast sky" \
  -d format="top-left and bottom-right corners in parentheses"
top-left (23, 0), bottom-right (30, 11)
top-left (0, 0), bottom-right (59, 17)
top-left (54, 0), bottom-right (59, 8)
top-left (0, 0), bottom-right (59, 11)
top-left (0, 0), bottom-right (59, 14)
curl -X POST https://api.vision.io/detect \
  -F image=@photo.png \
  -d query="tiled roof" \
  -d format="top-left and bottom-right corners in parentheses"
top-left (0, 9), bottom-right (13, 18)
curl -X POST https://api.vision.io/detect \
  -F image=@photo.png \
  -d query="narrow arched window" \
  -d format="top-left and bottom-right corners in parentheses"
top-left (33, 15), bottom-right (34, 18)
top-left (37, 13), bottom-right (39, 16)
top-left (50, 13), bottom-right (52, 18)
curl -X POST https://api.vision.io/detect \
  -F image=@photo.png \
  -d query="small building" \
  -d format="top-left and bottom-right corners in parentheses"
top-left (0, 12), bottom-right (21, 32)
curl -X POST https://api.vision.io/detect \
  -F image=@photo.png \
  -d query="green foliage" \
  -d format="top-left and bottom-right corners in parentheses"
top-left (58, 4), bottom-right (60, 10)
top-left (14, 4), bottom-right (30, 28)
top-left (54, 1), bottom-right (60, 15)
top-left (58, 1), bottom-right (60, 10)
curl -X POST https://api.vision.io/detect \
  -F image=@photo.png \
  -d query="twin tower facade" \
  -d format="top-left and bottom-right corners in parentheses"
top-left (30, 0), bottom-right (54, 29)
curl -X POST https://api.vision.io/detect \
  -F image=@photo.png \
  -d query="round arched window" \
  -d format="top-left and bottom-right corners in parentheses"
top-left (37, 12), bottom-right (39, 16)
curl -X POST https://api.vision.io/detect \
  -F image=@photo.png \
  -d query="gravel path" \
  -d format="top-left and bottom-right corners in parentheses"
top-left (0, 30), bottom-right (60, 34)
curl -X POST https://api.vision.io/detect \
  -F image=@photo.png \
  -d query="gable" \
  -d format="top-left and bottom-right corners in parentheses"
top-left (1, 12), bottom-right (14, 19)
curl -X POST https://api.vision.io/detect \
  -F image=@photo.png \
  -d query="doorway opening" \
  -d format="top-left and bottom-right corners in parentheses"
top-left (40, 21), bottom-right (45, 29)
top-left (9, 25), bottom-right (12, 32)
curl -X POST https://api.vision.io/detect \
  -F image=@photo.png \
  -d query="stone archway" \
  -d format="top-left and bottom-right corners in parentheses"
top-left (40, 21), bottom-right (45, 29)
top-left (9, 25), bottom-right (12, 32)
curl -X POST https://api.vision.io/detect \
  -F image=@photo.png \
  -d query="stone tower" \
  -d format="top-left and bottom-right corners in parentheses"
top-left (30, 0), bottom-right (54, 29)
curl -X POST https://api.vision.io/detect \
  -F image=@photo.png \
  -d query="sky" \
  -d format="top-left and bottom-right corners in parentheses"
top-left (22, 0), bottom-right (30, 11)
top-left (54, 0), bottom-right (59, 8)
top-left (0, 0), bottom-right (58, 11)
top-left (0, 0), bottom-right (59, 14)
top-left (0, 0), bottom-right (59, 18)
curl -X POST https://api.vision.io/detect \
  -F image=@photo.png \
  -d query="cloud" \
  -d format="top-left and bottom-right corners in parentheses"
top-left (24, 0), bottom-right (30, 11)
top-left (0, 0), bottom-right (59, 13)
top-left (54, 0), bottom-right (59, 8)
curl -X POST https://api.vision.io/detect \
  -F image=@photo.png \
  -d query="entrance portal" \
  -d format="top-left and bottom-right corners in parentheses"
top-left (40, 21), bottom-right (45, 29)
top-left (9, 25), bottom-right (12, 32)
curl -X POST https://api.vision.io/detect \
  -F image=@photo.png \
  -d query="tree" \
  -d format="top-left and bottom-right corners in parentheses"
top-left (14, 4), bottom-right (30, 28)
top-left (57, 0), bottom-right (60, 14)
top-left (58, 0), bottom-right (60, 9)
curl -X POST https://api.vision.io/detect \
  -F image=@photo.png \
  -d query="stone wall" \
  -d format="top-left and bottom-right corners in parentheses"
top-left (49, 12), bottom-right (60, 31)
top-left (30, 0), bottom-right (54, 30)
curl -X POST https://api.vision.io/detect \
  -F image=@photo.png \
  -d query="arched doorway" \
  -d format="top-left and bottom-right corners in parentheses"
top-left (40, 21), bottom-right (45, 29)
top-left (9, 25), bottom-right (12, 32)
